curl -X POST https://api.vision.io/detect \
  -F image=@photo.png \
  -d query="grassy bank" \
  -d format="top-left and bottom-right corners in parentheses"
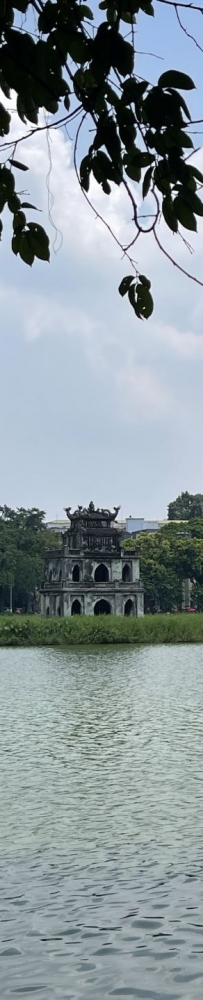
top-left (0, 613), bottom-right (203, 646)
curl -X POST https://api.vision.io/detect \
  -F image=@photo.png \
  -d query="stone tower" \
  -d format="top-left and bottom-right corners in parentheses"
top-left (41, 502), bottom-right (144, 616)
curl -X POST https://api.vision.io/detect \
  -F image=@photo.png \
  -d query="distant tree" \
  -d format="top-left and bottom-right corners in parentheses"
top-left (168, 492), bottom-right (203, 522)
top-left (123, 530), bottom-right (182, 611)
top-left (0, 518), bottom-right (17, 610)
top-left (123, 524), bottom-right (203, 611)
top-left (188, 519), bottom-right (203, 539)
top-left (191, 582), bottom-right (203, 612)
top-left (0, 506), bottom-right (61, 611)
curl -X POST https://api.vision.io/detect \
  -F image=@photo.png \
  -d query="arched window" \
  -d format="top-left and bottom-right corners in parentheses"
top-left (122, 563), bottom-right (131, 582)
top-left (124, 599), bottom-right (134, 616)
top-left (94, 563), bottom-right (109, 582)
top-left (94, 599), bottom-right (111, 615)
top-left (46, 606), bottom-right (50, 617)
top-left (59, 569), bottom-right (62, 582)
top-left (49, 569), bottom-right (52, 583)
top-left (71, 599), bottom-right (81, 615)
top-left (72, 564), bottom-right (80, 582)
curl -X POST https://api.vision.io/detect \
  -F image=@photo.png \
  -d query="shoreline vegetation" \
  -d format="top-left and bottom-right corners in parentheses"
top-left (1, 614), bottom-right (203, 646)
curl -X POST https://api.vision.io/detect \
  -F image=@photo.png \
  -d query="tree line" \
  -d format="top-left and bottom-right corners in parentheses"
top-left (0, 506), bottom-right (60, 612)
top-left (123, 492), bottom-right (203, 613)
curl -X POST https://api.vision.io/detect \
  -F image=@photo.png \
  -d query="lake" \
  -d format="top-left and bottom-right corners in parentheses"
top-left (1, 644), bottom-right (203, 999)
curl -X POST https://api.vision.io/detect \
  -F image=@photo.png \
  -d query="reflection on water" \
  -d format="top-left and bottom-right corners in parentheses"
top-left (1, 645), bottom-right (203, 998)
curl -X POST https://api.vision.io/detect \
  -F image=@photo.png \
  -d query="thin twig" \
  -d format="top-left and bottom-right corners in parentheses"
top-left (0, 108), bottom-right (82, 153)
top-left (154, 229), bottom-right (203, 286)
top-left (175, 4), bottom-right (203, 50)
top-left (157, 0), bottom-right (203, 11)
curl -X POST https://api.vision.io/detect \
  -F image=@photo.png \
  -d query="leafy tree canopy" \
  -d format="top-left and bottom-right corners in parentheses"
top-left (1, 0), bottom-right (203, 317)
top-left (123, 522), bottom-right (203, 611)
top-left (0, 506), bottom-right (60, 610)
top-left (168, 491), bottom-right (203, 521)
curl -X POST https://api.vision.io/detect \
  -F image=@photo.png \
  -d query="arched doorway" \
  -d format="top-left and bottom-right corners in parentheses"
top-left (94, 599), bottom-right (111, 615)
top-left (94, 563), bottom-right (109, 582)
top-left (124, 599), bottom-right (134, 616)
top-left (46, 606), bottom-right (50, 617)
top-left (71, 599), bottom-right (81, 615)
top-left (72, 564), bottom-right (80, 582)
top-left (122, 563), bottom-right (131, 582)
top-left (57, 605), bottom-right (61, 616)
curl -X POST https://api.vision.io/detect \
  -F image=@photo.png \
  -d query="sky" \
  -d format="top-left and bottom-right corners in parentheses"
top-left (1, 3), bottom-right (203, 521)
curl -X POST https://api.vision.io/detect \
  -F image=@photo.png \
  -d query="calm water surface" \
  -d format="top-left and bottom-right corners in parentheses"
top-left (1, 644), bottom-right (203, 999)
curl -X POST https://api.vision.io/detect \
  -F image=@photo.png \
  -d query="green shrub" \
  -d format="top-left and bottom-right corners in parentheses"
top-left (0, 613), bottom-right (203, 646)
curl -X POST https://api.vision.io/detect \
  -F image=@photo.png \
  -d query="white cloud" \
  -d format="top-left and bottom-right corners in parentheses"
top-left (1, 93), bottom-right (203, 515)
top-left (116, 361), bottom-right (184, 421)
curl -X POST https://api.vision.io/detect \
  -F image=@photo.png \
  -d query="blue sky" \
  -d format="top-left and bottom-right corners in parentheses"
top-left (1, 3), bottom-right (203, 520)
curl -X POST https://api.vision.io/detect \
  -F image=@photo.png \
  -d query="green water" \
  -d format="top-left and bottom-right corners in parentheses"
top-left (1, 645), bottom-right (203, 999)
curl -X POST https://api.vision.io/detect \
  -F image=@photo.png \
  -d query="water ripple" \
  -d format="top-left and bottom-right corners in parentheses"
top-left (1, 645), bottom-right (203, 998)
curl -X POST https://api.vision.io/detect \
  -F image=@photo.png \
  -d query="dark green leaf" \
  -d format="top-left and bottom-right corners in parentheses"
top-left (19, 232), bottom-right (34, 266)
top-left (162, 196), bottom-right (178, 232)
top-left (17, 96), bottom-right (26, 124)
top-left (0, 190), bottom-right (7, 212)
top-left (1, 167), bottom-right (15, 195)
top-left (12, 231), bottom-right (21, 256)
top-left (9, 159), bottom-right (28, 171)
top-left (179, 189), bottom-right (203, 216)
top-left (128, 282), bottom-right (136, 309)
top-left (190, 166), bottom-right (203, 184)
top-left (78, 4), bottom-right (94, 18)
top-left (136, 283), bottom-right (154, 318)
top-left (107, 5), bottom-right (117, 21)
top-left (7, 194), bottom-right (21, 213)
top-left (141, 290), bottom-right (153, 318)
top-left (23, 98), bottom-right (38, 126)
top-left (105, 83), bottom-right (119, 109)
top-left (139, 0), bottom-right (154, 13)
top-left (27, 223), bottom-right (50, 260)
top-left (80, 154), bottom-right (91, 192)
top-left (125, 162), bottom-right (141, 182)
top-left (0, 103), bottom-right (11, 137)
top-left (0, 77), bottom-right (10, 100)
top-left (139, 274), bottom-right (151, 289)
top-left (154, 161), bottom-right (171, 194)
top-left (64, 93), bottom-right (70, 111)
top-left (177, 94), bottom-right (191, 121)
top-left (142, 166), bottom-right (153, 199)
top-left (0, 219), bottom-right (3, 239)
top-left (21, 202), bottom-right (40, 210)
top-left (120, 11), bottom-right (136, 23)
top-left (122, 78), bottom-right (148, 106)
top-left (130, 150), bottom-right (154, 168)
top-left (166, 129), bottom-right (193, 149)
top-left (174, 196), bottom-right (197, 231)
top-left (13, 0), bottom-right (29, 10)
top-left (158, 70), bottom-right (195, 91)
top-left (13, 211), bottom-right (26, 230)
top-left (112, 34), bottom-right (134, 76)
top-left (68, 31), bottom-right (88, 63)
top-left (102, 179), bottom-right (111, 194)
top-left (119, 275), bottom-right (134, 297)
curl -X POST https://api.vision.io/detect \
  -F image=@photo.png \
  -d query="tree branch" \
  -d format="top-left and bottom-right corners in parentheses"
top-left (157, 0), bottom-right (203, 11)
top-left (154, 229), bottom-right (203, 286)
top-left (175, 4), bottom-right (203, 49)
